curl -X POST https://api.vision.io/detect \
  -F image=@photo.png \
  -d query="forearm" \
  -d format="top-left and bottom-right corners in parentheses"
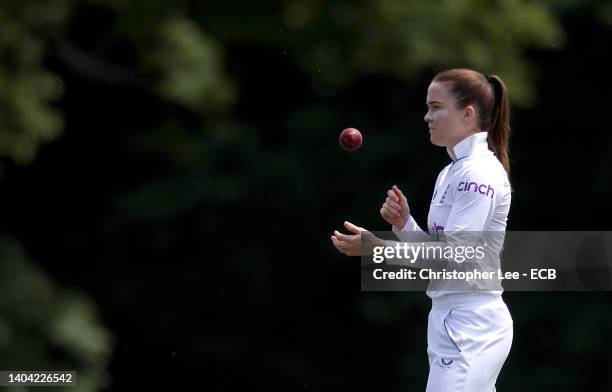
top-left (377, 240), bottom-right (449, 270)
top-left (374, 235), bottom-right (489, 272)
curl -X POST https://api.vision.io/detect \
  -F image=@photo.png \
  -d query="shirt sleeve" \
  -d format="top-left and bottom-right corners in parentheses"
top-left (392, 215), bottom-right (423, 233)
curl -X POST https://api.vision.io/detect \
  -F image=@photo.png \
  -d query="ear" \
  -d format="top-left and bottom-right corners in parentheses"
top-left (464, 105), bottom-right (476, 123)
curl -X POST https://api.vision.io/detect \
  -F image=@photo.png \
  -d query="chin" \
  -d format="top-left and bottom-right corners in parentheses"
top-left (430, 135), bottom-right (444, 147)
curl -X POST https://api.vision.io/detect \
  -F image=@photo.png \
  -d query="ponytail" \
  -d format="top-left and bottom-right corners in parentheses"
top-left (486, 75), bottom-right (511, 176)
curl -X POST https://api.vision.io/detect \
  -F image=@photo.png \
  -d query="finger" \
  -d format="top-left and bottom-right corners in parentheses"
top-left (380, 207), bottom-right (393, 219)
top-left (387, 189), bottom-right (399, 203)
top-left (344, 221), bottom-right (364, 234)
top-left (334, 230), bottom-right (350, 241)
top-left (382, 205), bottom-right (400, 218)
top-left (381, 206), bottom-right (392, 217)
top-left (383, 202), bottom-right (400, 215)
top-left (331, 236), bottom-right (346, 252)
top-left (392, 185), bottom-right (407, 202)
top-left (383, 204), bottom-right (399, 215)
top-left (385, 198), bottom-right (401, 210)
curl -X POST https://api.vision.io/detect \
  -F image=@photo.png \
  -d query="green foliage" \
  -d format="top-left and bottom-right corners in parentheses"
top-left (0, 0), bottom-right (572, 164)
top-left (0, 0), bottom-right (67, 164)
top-left (280, 0), bottom-right (564, 104)
top-left (0, 238), bottom-right (114, 392)
top-left (152, 17), bottom-right (236, 113)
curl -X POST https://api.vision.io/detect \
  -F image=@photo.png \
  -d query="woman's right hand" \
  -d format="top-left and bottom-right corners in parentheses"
top-left (380, 185), bottom-right (410, 231)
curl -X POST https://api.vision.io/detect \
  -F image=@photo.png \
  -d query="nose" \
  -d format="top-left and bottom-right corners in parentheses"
top-left (424, 111), bottom-right (432, 123)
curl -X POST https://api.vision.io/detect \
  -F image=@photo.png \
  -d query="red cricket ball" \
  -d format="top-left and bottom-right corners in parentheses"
top-left (339, 128), bottom-right (363, 151)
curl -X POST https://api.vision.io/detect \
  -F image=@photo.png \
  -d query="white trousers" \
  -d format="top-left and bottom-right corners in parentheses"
top-left (425, 294), bottom-right (513, 392)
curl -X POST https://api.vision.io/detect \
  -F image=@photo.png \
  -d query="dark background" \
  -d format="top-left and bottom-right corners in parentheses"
top-left (0, 1), bottom-right (611, 391)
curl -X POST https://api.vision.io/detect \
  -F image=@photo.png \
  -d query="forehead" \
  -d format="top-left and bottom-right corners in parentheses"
top-left (426, 82), bottom-right (453, 103)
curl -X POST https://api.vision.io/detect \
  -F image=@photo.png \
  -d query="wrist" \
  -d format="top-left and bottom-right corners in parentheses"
top-left (393, 216), bottom-right (409, 232)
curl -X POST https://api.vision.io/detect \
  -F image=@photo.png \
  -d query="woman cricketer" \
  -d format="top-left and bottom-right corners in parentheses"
top-left (331, 68), bottom-right (513, 391)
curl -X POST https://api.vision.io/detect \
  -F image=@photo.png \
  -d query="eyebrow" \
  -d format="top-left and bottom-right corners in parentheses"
top-left (426, 100), bottom-right (443, 105)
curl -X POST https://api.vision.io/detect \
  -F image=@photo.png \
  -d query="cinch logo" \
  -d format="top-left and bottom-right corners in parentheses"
top-left (457, 181), bottom-right (495, 199)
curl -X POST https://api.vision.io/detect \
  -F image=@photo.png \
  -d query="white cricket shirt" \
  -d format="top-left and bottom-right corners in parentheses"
top-left (393, 131), bottom-right (512, 298)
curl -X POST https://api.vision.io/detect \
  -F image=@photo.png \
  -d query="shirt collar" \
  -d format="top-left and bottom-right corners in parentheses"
top-left (450, 131), bottom-right (489, 161)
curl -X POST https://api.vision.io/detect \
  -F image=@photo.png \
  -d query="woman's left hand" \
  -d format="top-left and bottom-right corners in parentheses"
top-left (331, 221), bottom-right (367, 256)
